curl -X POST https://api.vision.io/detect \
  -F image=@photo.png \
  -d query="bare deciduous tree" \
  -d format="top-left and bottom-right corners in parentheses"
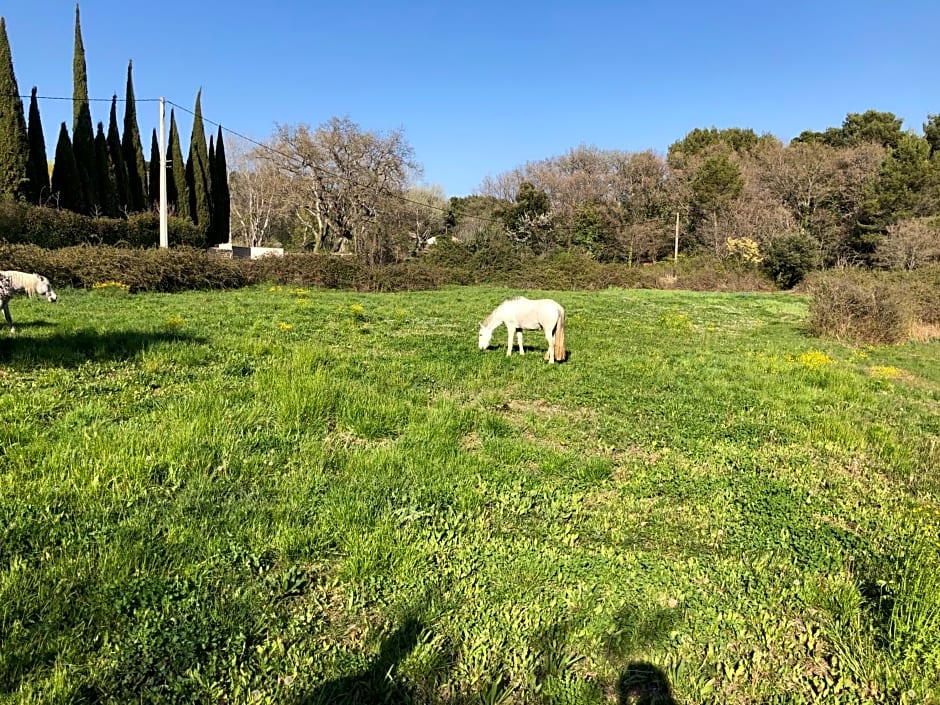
top-left (227, 136), bottom-right (292, 247)
top-left (267, 117), bottom-right (420, 263)
top-left (876, 217), bottom-right (940, 269)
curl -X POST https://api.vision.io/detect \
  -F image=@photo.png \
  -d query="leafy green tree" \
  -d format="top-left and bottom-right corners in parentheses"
top-left (0, 17), bottom-right (29, 201)
top-left (500, 180), bottom-right (550, 230)
top-left (496, 180), bottom-right (554, 252)
top-left (72, 3), bottom-right (97, 214)
top-left (106, 96), bottom-right (129, 214)
top-left (122, 60), bottom-right (148, 211)
top-left (94, 121), bottom-right (118, 217)
top-left (841, 110), bottom-right (904, 149)
top-left (570, 202), bottom-right (608, 254)
top-left (211, 125), bottom-right (230, 246)
top-left (148, 128), bottom-right (160, 211)
top-left (50, 122), bottom-right (84, 214)
top-left (26, 87), bottom-right (50, 204)
top-left (668, 127), bottom-right (770, 164)
top-left (797, 110), bottom-right (905, 150)
top-left (689, 153), bottom-right (744, 249)
top-left (923, 114), bottom-right (940, 158)
top-left (185, 89), bottom-right (213, 238)
top-left (167, 108), bottom-right (188, 218)
top-left (854, 132), bottom-right (934, 257)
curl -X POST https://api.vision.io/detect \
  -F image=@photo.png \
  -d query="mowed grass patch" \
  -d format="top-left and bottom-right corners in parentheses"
top-left (0, 284), bottom-right (938, 703)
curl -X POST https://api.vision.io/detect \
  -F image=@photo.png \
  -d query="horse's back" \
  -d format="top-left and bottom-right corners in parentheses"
top-left (499, 297), bottom-right (562, 329)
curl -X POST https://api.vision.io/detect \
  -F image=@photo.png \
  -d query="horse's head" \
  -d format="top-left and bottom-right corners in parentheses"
top-left (478, 323), bottom-right (493, 350)
top-left (34, 275), bottom-right (57, 303)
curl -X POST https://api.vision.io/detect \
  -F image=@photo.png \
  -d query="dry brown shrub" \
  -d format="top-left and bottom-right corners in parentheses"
top-left (807, 274), bottom-right (912, 344)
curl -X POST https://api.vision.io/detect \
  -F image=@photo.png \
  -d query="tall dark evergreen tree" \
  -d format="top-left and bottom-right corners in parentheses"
top-left (122, 60), bottom-right (147, 211)
top-left (0, 17), bottom-right (29, 201)
top-left (50, 122), bottom-right (84, 214)
top-left (211, 125), bottom-right (230, 245)
top-left (148, 128), bottom-right (160, 211)
top-left (26, 87), bottom-right (50, 204)
top-left (72, 3), bottom-right (97, 214)
top-left (94, 121), bottom-right (118, 217)
top-left (185, 89), bottom-right (213, 239)
top-left (107, 96), bottom-right (129, 213)
top-left (167, 108), bottom-right (188, 218)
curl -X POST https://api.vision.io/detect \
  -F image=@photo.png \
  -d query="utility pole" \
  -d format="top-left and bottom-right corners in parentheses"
top-left (673, 211), bottom-right (680, 278)
top-left (159, 97), bottom-right (168, 248)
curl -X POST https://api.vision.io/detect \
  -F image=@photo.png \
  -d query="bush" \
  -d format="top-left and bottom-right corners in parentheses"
top-left (0, 201), bottom-right (203, 248)
top-left (763, 233), bottom-right (819, 289)
top-left (245, 253), bottom-right (364, 289)
top-left (0, 244), bottom-right (246, 292)
top-left (807, 273), bottom-right (912, 344)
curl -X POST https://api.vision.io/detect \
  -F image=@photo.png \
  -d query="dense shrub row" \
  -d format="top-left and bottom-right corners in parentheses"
top-left (4, 241), bottom-right (936, 345)
top-left (0, 241), bottom-right (777, 295)
top-left (0, 201), bottom-right (203, 249)
top-left (0, 244), bottom-right (246, 292)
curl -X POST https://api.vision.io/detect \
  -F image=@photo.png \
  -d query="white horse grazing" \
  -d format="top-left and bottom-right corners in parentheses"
top-left (1, 270), bottom-right (59, 332)
top-left (478, 296), bottom-right (567, 363)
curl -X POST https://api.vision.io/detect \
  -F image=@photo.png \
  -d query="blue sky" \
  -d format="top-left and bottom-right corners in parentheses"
top-left (3, 1), bottom-right (938, 197)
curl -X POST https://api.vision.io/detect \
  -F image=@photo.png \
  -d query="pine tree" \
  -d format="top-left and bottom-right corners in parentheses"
top-left (94, 121), bottom-right (118, 217)
top-left (211, 125), bottom-right (231, 245)
top-left (167, 108), bottom-right (188, 218)
top-left (50, 122), bottom-right (84, 213)
top-left (107, 96), bottom-right (129, 213)
top-left (122, 60), bottom-right (147, 211)
top-left (0, 17), bottom-right (29, 201)
top-left (186, 89), bottom-right (212, 239)
top-left (26, 87), bottom-right (50, 204)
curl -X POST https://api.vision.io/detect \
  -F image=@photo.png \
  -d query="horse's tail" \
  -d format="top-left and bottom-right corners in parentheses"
top-left (554, 306), bottom-right (566, 362)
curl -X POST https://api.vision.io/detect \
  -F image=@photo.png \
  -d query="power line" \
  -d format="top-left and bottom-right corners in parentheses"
top-left (164, 99), bottom-right (500, 226)
top-left (6, 91), bottom-right (503, 227)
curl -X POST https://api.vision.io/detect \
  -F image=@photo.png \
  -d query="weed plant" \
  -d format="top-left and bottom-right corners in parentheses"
top-left (0, 285), bottom-right (938, 703)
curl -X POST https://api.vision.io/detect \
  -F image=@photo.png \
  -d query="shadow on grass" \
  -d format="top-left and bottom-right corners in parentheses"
top-left (618, 662), bottom-right (677, 705)
top-left (608, 605), bottom-right (681, 705)
top-left (293, 616), bottom-right (423, 705)
top-left (0, 328), bottom-right (206, 368)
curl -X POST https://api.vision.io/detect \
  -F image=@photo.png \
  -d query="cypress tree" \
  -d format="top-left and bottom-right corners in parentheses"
top-left (0, 17), bottom-right (29, 201)
top-left (211, 125), bottom-right (230, 245)
top-left (186, 88), bottom-right (212, 239)
top-left (122, 60), bottom-right (147, 211)
top-left (72, 3), bottom-right (97, 214)
top-left (167, 108), bottom-right (188, 218)
top-left (94, 121), bottom-right (118, 217)
top-left (148, 128), bottom-right (160, 211)
top-left (50, 122), bottom-right (84, 214)
top-left (107, 95), bottom-right (129, 213)
top-left (26, 87), bottom-right (51, 204)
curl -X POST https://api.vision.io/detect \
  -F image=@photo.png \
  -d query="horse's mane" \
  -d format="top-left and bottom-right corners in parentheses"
top-left (0, 271), bottom-right (43, 297)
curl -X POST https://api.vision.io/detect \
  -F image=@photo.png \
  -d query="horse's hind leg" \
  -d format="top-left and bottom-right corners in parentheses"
top-left (544, 329), bottom-right (555, 363)
top-left (1, 301), bottom-right (13, 332)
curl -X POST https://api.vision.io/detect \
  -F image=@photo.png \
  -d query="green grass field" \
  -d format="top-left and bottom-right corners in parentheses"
top-left (1, 284), bottom-right (938, 704)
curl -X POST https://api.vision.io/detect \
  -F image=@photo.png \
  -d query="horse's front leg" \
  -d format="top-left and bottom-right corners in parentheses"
top-left (506, 327), bottom-right (515, 356)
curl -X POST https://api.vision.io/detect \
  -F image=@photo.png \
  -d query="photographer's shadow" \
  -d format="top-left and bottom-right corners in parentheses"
top-left (618, 661), bottom-right (677, 705)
